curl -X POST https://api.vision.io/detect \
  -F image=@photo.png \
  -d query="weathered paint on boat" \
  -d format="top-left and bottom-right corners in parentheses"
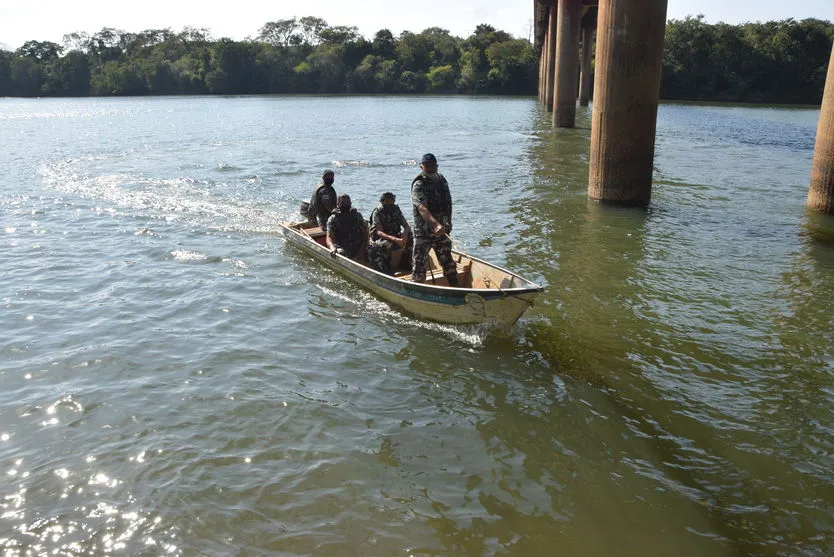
top-left (279, 222), bottom-right (543, 325)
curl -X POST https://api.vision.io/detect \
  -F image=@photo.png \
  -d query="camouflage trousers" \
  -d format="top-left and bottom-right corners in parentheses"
top-left (412, 236), bottom-right (456, 283)
top-left (367, 237), bottom-right (413, 275)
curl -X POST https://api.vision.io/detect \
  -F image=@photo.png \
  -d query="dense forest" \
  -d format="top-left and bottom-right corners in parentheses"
top-left (662, 16), bottom-right (834, 103)
top-left (0, 15), bottom-right (833, 103)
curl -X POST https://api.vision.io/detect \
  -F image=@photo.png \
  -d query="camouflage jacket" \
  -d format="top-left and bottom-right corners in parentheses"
top-left (411, 172), bottom-right (452, 239)
top-left (307, 183), bottom-right (337, 223)
top-left (326, 207), bottom-right (367, 256)
top-left (370, 203), bottom-right (408, 241)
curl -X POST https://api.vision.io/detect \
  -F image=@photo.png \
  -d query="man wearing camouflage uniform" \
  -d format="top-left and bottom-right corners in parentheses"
top-left (367, 192), bottom-right (412, 275)
top-left (307, 169), bottom-right (337, 231)
top-left (326, 194), bottom-right (368, 260)
top-left (411, 153), bottom-right (458, 287)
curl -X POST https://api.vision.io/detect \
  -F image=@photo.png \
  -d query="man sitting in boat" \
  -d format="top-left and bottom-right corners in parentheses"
top-left (411, 153), bottom-right (458, 287)
top-left (326, 194), bottom-right (368, 260)
top-left (367, 192), bottom-right (412, 275)
top-left (306, 169), bottom-right (337, 231)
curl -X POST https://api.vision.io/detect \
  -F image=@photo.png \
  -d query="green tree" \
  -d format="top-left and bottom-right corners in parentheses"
top-left (0, 50), bottom-right (13, 96)
top-left (89, 60), bottom-right (144, 95)
top-left (10, 56), bottom-right (42, 95)
top-left (426, 65), bottom-right (456, 93)
top-left (258, 19), bottom-right (300, 47)
top-left (457, 24), bottom-right (514, 93)
top-left (372, 29), bottom-right (396, 58)
top-left (485, 39), bottom-right (536, 94)
top-left (398, 70), bottom-right (426, 93)
top-left (351, 54), bottom-right (381, 93)
top-left (305, 43), bottom-right (347, 92)
top-left (17, 40), bottom-right (63, 61)
top-left (42, 51), bottom-right (90, 95)
top-left (375, 59), bottom-right (399, 93)
top-left (298, 16), bottom-right (328, 46)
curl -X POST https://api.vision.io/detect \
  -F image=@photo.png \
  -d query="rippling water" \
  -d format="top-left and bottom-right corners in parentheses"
top-left (1, 96), bottom-right (833, 556)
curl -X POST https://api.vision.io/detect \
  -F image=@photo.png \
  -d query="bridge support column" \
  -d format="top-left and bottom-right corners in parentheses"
top-left (808, 43), bottom-right (834, 214)
top-left (538, 47), bottom-right (544, 103)
top-left (552, 0), bottom-right (580, 128)
top-left (589, 0), bottom-right (668, 206)
top-left (544, 5), bottom-right (558, 110)
top-left (578, 24), bottom-right (593, 107)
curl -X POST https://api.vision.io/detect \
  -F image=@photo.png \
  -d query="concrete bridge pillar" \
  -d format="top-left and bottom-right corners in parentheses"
top-left (552, 0), bottom-right (581, 128)
top-left (578, 24), bottom-right (594, 107)
top-left (544, 6), bottom-right (558, 110)
top-left (538, 46), bottom-right (544, 103)
top-left (808, 43), bottom-right (834, 214)
top-left (589, 0), bottom-right (668, 205)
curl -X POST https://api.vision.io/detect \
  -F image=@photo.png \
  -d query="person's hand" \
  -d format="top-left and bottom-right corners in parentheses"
top-left (394, 237), bottom-right (405, 248)
top-left (432, 221), bottom-right (444, 236)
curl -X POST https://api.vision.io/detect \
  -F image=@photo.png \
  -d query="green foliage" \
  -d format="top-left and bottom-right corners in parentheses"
top-left (485, 39), bottom-right (537, 94)
top-left (398, 70), bottom-right (426, 93)
top-left (258, 19), bottom-right (300, 48)
top-left (3, 16), bottom-right (828, 101)
top-left (426, 65), bottom-right (456, 93)
top-left (372, 29), bottom-right (396, 59)
top-left (17, 40), bottom-right (63, 61)
top-left (662, 16), bottom-right (834, 103)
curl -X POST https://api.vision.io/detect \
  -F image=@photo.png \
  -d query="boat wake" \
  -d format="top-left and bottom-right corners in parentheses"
top-left (314, 284), bottom-right (502, 347)
top-left (38, 156), bottom-right (295, 234)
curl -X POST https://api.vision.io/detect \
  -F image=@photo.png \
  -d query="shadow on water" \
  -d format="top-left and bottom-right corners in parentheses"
top-left (376, 107), bottom-right (729, 556)
top-left (422, 105), bottom-right (834, 556)
top-left (802, 210), bottom-right (834, 249)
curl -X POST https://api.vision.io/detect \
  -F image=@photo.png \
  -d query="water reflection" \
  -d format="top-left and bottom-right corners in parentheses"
top-left (474, 106), bottom-right (834, 556)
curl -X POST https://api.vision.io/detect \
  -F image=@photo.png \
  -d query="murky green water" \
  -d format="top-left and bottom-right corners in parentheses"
top-left (1, 96), bottom-right (832, 556)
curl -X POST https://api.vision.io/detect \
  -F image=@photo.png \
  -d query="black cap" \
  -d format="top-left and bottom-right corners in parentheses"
top-left (421, 153), bottom-right (437, 164)
top-left (322, 169), bottom-right (335, 178)
top-left (380, 192), bottom-right (396, 202)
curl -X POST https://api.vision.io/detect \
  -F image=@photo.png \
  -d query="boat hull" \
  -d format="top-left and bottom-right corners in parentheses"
top-left (280, 223), bottom-right (542, 325)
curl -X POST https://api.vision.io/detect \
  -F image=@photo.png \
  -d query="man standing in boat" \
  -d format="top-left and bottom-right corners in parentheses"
top-left (326, 194), bottom-right (368, 260)
top-left (368, 191), bottom-right (412, 275)
top-left (307, 169), bottom-right (337, 231)
top-left (411, 153), bottom-right (458, 287)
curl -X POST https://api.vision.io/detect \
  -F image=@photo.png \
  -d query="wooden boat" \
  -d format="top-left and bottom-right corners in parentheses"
top-left (279, 221), bottom-right (544, 325)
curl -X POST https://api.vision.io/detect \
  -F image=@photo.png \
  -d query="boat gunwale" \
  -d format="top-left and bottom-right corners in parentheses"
top-left (279, 222), bottom-right (544, 298)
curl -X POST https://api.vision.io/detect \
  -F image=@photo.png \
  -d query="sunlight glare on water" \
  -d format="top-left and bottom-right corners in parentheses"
top-left (0, 96), bottom-right (832, 556)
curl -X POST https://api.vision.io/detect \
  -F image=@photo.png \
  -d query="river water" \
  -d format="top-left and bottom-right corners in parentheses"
top-left (1, 95), bottom-right (832, 556)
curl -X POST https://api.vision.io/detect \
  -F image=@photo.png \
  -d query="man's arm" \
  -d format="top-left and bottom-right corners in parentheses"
top-left (326, 231), bottom-right (338, 255)
top-left (413, 178), bottom-right (444, 236)
top-left (307, 186), bottom-right (319, 220)
top-left (376, 230), bottom-right (401, 243)
top-left (371, 208), bottom-right (400, 243)
top-left (399, 214), bottom-right (411, 245)
top-left (417, 204), bottom-right (444, 236)
top-left (358, 216), bottom-right (369, 260)
top-left (442, 178), bottom-right (452, 233)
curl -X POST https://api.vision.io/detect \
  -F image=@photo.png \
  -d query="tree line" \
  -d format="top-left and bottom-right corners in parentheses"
top-left (0, 16), bottom-right (832, 103)
top-left (0, 19), bottom-right (534, 97)
top-left (662, 16), bottom-right (834, 104)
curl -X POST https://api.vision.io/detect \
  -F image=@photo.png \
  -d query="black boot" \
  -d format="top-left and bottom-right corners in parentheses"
top-left (445, 272), bottom-right (459, 287)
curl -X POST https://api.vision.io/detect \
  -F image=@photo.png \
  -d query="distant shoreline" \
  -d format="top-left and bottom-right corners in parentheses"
top-left (0, 93), bottom-right (823, 109)
top-left (2, 17), bottom-right (832, 105)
